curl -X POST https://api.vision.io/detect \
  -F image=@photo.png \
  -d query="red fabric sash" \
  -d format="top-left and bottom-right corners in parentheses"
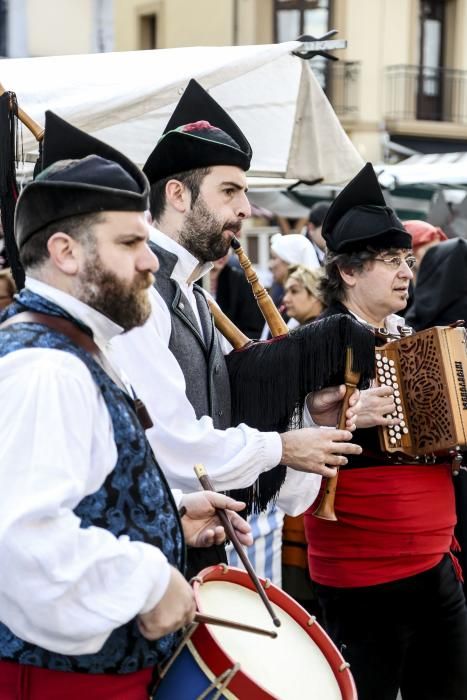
top-left (304, 464), bottom-right (456, 587)
top-left (0, 661), bottom-right (153, 700)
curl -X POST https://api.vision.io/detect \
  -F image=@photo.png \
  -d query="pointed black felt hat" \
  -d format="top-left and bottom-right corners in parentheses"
top-left (143, 79), bottom-right (252, 184)
top-left (15, 111), bottom-right (149, 249)
top-left (322, 162), bottom-right (412, 253)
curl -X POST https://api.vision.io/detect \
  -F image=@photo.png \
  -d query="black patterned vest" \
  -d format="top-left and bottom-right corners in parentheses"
top-left (0, 290), bottom-right (184, 674)
top-left (150, 241), bottom-right (231, 430)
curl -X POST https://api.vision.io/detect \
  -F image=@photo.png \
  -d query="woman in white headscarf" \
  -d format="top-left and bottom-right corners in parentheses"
top-left (269, 233), bottom-right (320, 285)
top-left (261, 233), bottom-right (320, 339)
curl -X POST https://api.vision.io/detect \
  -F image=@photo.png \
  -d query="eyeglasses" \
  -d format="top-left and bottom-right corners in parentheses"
top-left (373, 255), bottom-right (417, 270)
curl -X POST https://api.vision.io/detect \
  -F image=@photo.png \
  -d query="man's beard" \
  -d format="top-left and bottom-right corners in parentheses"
top-left (179, 196), bottom-right (242, 263)
top-left (77, 253), bottom-right (154, 332)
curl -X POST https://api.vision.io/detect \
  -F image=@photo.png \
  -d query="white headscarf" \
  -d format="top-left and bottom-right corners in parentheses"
top-left (270, 233), bottom-right (320, 269)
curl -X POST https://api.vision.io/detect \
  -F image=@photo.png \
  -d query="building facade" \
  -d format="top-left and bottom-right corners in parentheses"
top-left (2, 1), bottom-right (467, 160)
top-left (111, 0), bottom-right (467, 161)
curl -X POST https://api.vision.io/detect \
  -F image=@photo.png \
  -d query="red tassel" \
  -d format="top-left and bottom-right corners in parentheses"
top-left (449, 551), bottom-right (464, 583)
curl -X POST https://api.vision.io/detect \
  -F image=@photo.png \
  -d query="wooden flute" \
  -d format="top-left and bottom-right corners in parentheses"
top-left (207, 236), bottom-right (288, 348)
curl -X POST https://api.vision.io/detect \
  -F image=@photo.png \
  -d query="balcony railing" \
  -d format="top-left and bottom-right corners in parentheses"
top-left (385, 64), bottom-right (467, 125)
top-left (311, 60), bottom-right (360, 118)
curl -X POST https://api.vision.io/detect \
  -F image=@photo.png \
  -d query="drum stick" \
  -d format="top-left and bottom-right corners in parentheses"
top-left (193, 463), bottom-right (281, 628)
top-left (194, 612), bottom-right (277, 638)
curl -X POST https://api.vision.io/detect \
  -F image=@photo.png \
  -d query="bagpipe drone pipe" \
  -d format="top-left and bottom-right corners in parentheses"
top-left (210, 238), bottom-right (376, 514)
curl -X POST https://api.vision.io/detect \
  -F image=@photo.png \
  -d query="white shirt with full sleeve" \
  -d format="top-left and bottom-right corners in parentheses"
top-left (111, 227), bottom-right (322, 516)
top-left (0, 279), bottom-right (178, 656)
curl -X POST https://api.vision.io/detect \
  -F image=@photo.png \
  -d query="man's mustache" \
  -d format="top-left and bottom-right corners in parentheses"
top-left (135, 272), bottom-right (155, 290)
top-left (222, 221), bottom-right (242, 235)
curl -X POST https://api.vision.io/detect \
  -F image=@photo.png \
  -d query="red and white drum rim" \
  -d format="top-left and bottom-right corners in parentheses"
top-left (191, 564), bottom-right (357, 700)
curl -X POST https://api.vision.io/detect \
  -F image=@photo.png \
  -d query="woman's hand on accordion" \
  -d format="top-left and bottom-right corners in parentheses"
top-left (355, 386), bottom-right (401, 429)
top-left (306, 385), bottom-right (361, 431)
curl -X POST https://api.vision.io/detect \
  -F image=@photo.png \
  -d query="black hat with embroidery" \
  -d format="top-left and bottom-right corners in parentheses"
top-left (322, 162), bottom-right (412, 253)
top-left (143, 79), bottom-right (252, 184)
top-left (15, 111), bottom-right (149, 249)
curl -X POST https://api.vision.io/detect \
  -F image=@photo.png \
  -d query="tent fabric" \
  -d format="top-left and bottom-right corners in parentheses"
top-left (377, 152), bottom-right (467, 187)
top-left (0, 43), bottom-right (363, 183)
top-left (247, 190), bottom-right (310, 218)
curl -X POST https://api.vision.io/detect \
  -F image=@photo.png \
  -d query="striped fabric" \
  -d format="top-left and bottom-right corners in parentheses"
top-left (227, 504), bottom-right (285, 586)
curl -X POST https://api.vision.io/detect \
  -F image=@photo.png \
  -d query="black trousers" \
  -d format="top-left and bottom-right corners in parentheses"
top-left (185, 543), bottom-right (227, 581)
top-left (314, 555), bottom-right (467, 700)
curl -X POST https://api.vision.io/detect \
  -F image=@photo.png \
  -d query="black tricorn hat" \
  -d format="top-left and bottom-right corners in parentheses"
top-left (143, 79), bottom-right (252, 184)
top-left (15, 111), bottom-right (149, 249)
top-left (322, 163), bottom-right (412, 253)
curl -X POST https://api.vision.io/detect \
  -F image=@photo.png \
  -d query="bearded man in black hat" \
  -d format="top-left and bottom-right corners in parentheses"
top-left (0, 134), bottom-right (254, 700)
top-left (304, 163), bottom-right (467, 700)
top-left (111, 79), bottom-right (364, 577)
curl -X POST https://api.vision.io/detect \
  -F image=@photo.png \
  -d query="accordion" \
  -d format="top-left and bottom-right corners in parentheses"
top-left (375, 324), bottom-right (467, 460)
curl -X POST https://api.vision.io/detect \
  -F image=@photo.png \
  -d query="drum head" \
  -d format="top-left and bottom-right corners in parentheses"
top-left (192, 566), bottom-right (356, 700)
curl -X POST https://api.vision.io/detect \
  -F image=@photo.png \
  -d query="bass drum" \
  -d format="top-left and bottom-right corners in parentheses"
top-left (154, 564), bottom-right (357, 699)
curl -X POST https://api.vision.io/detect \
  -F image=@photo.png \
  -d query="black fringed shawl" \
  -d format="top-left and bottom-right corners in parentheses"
top-left (0, 92), bottom-right (24, 289)
top-left (226, 313), bottom-right (375, 513)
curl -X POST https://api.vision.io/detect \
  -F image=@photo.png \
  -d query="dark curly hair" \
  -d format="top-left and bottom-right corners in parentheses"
top-left (319, 247), bottom-right (404, 306)
top-left (149, 167), bottom-right (212, 222)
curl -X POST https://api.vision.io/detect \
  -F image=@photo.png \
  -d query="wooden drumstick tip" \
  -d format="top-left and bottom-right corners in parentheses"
top-left (194, 612), bottom-right (278, 638)
top-left (193, 463), bottom-right (207, 479)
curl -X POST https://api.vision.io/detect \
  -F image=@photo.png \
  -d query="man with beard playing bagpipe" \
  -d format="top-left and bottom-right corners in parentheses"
top-left (109, 79), bottom-right (377, 578)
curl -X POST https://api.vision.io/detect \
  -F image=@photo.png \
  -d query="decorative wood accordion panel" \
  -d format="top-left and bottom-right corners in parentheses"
top-left (376, 326), bottom-right (467, 458)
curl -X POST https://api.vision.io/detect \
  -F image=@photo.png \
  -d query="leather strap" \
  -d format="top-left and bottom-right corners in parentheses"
top-left (0, 311), bottom-right (153, 430)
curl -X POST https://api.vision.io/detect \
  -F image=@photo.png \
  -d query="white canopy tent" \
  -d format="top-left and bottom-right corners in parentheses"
top-left (377, 152), bottom-right (467, 188)
top-left (0, 42), bottom-right (363, 183)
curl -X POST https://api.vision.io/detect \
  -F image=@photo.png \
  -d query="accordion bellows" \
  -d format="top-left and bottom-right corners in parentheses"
top-left (376, 325), bottom-right (467, 458)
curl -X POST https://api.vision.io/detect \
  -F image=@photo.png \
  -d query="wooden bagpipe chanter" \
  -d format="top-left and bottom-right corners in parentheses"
top-left (209, 238), bottom-right (375, 519)
top-left (375, 322), bottom-right (467, 471)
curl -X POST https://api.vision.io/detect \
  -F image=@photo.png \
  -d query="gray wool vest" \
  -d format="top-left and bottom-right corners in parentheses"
top-left (150, 241), bottom-right (231, 430)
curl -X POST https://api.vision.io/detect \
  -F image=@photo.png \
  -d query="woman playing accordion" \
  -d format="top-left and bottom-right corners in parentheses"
top-left (303, 163), bottom-right (467, 700)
